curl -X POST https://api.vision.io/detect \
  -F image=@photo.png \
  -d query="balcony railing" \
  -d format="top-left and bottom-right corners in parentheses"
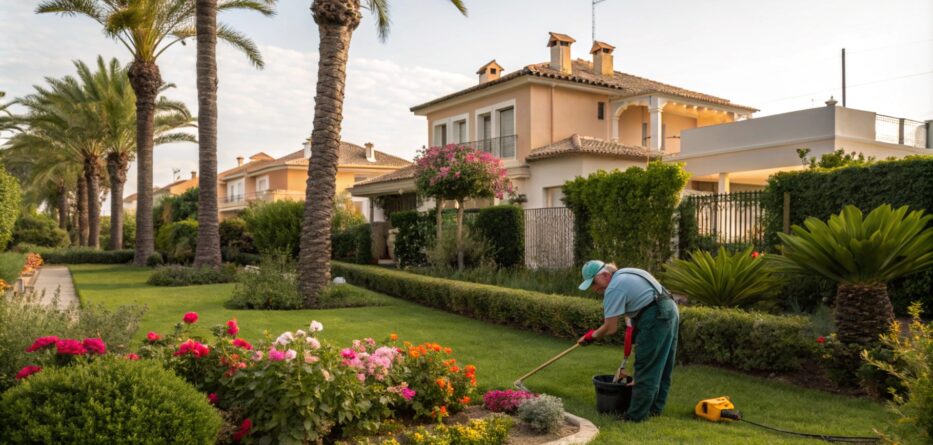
top-left (461, 135), bottom-right (517, 159)
top-left (875, 114), bottom-right (928, 148)
top-left (219, 189), bottom-right (305, 209)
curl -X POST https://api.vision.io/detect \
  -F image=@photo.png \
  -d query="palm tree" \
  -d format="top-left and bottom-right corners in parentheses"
top-left (1, 138), bottom-right (81, 231)
top-left (298, 0), bottom-right (467, 306)
top-left (38, 0), bottom-right (275, 264)
top-left (194, 0), bottom-right (276, 267)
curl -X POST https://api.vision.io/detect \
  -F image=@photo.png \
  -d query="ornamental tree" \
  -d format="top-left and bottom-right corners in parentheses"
top-left (414, 145), bottom-right (514, 271)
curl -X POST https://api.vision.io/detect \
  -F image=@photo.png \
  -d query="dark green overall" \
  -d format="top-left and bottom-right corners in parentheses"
top-left (625, 296), bottom-right (679, 421)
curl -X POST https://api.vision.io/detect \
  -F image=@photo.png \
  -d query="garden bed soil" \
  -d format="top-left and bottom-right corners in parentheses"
top-left (451, 405), bottom-right (579, 445)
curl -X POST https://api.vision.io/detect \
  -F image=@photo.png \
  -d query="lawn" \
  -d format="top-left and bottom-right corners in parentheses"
top-left (71, 264), bottom-right (888, 444)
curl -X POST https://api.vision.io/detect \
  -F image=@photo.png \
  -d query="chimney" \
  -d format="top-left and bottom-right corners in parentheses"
top-left (190, 171), bottom-right (197, 179)
top-left (476, 60), bottom-right (504, 84)
top-left (590, 41), bottom-right (615, 77)
top-left (547, 32), bottom-right (575, 75)
top-left (825, 96), bottom-right (838, 107)
top-left (364, 142), bottom-right (376, 163)
top-left (236, 156), bottom-right (244, 166)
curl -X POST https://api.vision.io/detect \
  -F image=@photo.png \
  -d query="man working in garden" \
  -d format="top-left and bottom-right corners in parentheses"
top-left (577, 260), bottom-right (679, 422)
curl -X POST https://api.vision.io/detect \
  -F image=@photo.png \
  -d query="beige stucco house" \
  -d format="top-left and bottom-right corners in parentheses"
top-left (218, 141), bottom-right (410, 221)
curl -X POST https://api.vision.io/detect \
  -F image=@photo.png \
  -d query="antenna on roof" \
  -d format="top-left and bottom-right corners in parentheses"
top-left (592, 0), bottom-right (607, 44)
top-left (172, 168), bottom-right (180, 180)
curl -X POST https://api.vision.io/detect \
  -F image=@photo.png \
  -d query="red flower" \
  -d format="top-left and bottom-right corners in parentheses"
top-left (55, 339), bottom-right (87, 356)
top-left (207, 393), bottom-right (219, 405)
top-left (126, 353), bottom-right (140, 360)
top-left (226, 319), bottom-right (239, 336)
top-left (25, 336), bottom-right (59, 352)
top-left (15, 365), bottom-right (42, 380)
top-left (751, 251), bottom-right (760, 259)
top-left (174, 339), bottom-right (211, 358)
top-left (183, 312), bottom-right (199, 324)
top-left (232, 338), bottom-right (253, 350)
top-left (82, 337), bottom-right (107, 355)
top-left (816, 336), bottom-right (826, 344)
top-left (232, 418), bottom-right (252, 442)
top-left (146, 332), bottom-right (161, 342)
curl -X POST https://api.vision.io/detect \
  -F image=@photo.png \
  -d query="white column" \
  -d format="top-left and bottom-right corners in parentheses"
top-left (609, 102), bottom-right (626, 141)
top-left (718, 172), bottom-right (731, 194)
top-left (648, 96), bottom-right (666, 151)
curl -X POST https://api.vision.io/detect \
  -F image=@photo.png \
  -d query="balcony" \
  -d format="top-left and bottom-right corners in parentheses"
top-left (875, 114), bottom-right (928, 148)
top-left (462, 135), bottom-right (517, 159)
top-left (219, 189), bottom-right (306, 211)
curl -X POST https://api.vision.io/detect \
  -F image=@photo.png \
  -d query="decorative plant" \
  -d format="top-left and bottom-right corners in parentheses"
top-left (517, 394), bottom-right (565, 434)
top-left (768, 205), bottom-right (933, 347)
top-left (662, 247), bottom-right (779, 308)
top-left (483, 389), bottom-right (537, 413)
top-left (414, 144), bottom-right (514, 271)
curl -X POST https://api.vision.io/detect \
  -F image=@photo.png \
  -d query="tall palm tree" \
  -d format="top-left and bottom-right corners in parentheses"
top-left (1, 138), bottom-right (80, 231)
top-left (194, 0), bottom-right (276, 267)
top-left (298, 0), bottom-right (467, 306)
top-left (38, 0), bottom-right (274, 264)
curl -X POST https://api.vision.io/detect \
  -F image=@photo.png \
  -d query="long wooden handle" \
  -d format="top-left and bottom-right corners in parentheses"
top-left (515, 343), bottom-right (580, 384)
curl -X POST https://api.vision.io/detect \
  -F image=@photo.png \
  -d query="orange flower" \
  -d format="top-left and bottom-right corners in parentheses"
top-left (409, 349), bottom-right (420, 359)
top-left (444, 347), bottom-right (452, 354)
top-left (460, 396), bottom-right (471, 404)
top-left (464, 364), bottom-right (476, 374)
top-left (439, 406), bottom-right (448, 416)
top-left (431, 344), bottom-right (442, 352)
top-left (403, 341), bottom-right (412, 347)
top-left (389, 333), bottom-right (398, 341)
top-left (436, 377), bottom-right (447, 388)
top-left (450, 365), bottom-right (460, 373)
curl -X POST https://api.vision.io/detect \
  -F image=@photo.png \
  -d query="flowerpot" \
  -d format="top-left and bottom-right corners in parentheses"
top-left (592, 375), bottom-right (633, 415)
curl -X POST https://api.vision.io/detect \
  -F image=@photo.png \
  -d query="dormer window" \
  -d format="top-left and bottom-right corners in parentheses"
top-left (490, 68), bottom-right (497, 74)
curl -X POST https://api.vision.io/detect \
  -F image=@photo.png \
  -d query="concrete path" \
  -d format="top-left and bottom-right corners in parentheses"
top-left (32, 266), bottom-right (79, 309)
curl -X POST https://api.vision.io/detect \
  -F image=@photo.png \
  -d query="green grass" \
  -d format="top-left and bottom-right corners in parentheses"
top-left (71, 264), bottom-right (888, 444)
top-left (0, 251), bottom-right (25, 283)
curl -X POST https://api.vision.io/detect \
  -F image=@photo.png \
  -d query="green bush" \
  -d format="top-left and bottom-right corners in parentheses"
top-left (332, 262), bottom-right (815, 372)
top-left (99, 215), bottom-right (136, 249)
top-left (331, 227), bottom-right (357, 260)
top-left (0, 291), bottom-right (144, 391)
top-left (146, 252), bottom-right (164, 268)
top-left (517, 394), bottom-right (564, 434)
top-left (0, 166), bottom-right (22, 249)
top-left (242, 200), bottom-right (303, 257)
top-left (563, 162), bottom-right (689, 273)
top-left (153, 187), bottom-right (199, 233)
top-left (354, 224), bottom-right (373, 264)
top-left (474, 205), bottom-right (524, 268)
top-left (662, 247), bottom-right (779, 308)
top-left (27, 247), bottom-right (134, 264)
top-left (390, 210), bottom-right (431, 267)
top-left (155, 219), bottom-right (199, 264)
top-left (0, 251), bottom-right (25, 283)
top-left (219, 217), bottom-right (256, 255)
top-left (11, 214), bottom-right (69, 248)
top-left (426, 226), bottom-right (490, 269)
top-left (146, 264), bottom-right (237, 287)
top-left (412, 265), bottom-right (588, 298)
top-left (227, 253), bottom-right (302, 310)
top-left (0, 357), bottom-right (221, 444)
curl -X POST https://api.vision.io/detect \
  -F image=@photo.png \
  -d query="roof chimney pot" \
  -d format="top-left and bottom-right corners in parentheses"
top-left (190, 171), bottom-right (197, 179)
top-left (364, 142), bottom-right (376, 162)
top-left (236, 156), bottom-right (244, 166)
top-left (476, 60), bottom-right (504, 84)
top-left (590, 41), bottom-right (615, 77)
top-left (547, 32), bottom-right (575, 75)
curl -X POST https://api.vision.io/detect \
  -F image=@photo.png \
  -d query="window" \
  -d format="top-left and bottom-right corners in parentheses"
top-left (255, 176), bottom-right (269, 192)
top-left (498, 107), bottom-right (515, 158)
top-left (641, 122), bottom-right (648, 146)
top-left (433, 124), bottom-right (447, 146)
top-left (479, 113), bottom-right (492, 152)
top-left (597, 102), bottom-right (605, 120)
top-left (453, 120), bottom-right (467, 144)
top-left (490, 68), bottom-right (497, 74)
top-left (545, 186), bottom-right (565, 207)
top-left (227, 179), bottom-right (244, 202)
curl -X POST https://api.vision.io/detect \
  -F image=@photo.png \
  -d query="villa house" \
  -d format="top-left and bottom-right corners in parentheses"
top-left (217, 141), bottom-right (410, 221)
top-left (122, 172), bottom-right (197, 214)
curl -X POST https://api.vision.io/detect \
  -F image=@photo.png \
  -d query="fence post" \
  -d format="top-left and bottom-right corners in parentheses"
top-left (782, 192), bottom-right (791, 234)
top-left (898, 118), bottom-right (905, 145)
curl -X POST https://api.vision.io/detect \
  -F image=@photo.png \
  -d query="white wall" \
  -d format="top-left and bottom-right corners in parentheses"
top-left (523, 155), bottom-right (645, 209)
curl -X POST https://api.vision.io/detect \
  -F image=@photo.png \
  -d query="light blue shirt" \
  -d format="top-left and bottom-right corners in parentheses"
top-left (603, 268), bottom-right (662, 319)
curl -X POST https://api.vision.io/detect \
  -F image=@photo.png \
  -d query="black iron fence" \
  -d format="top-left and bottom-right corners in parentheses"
top-left (463, 135), bottom-right (517, 159)
top-left (681, 191), bottom-right (766, 253)
top-left (524, 207), bottom-right (575, 269)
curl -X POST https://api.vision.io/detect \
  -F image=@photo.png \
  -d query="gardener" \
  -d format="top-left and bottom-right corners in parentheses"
top-left (576, 260), bottom-right (679, 422)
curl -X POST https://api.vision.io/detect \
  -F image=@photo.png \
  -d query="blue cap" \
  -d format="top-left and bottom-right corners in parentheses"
top-left (578, 260), bottom-right (606, 291)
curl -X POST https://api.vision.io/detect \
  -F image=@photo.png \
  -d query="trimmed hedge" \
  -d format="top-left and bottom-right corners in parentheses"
top-left (146, 264), bottom-right (237, 286)
top-left (0, 166), bottom-right (22, 249)
top-left (474, 205), bottom-right (524, 268)
top-left (12, 214), bottom-right (69, 248)
top-left (331, 262), bottom-right (816, 372)
top-left (30, 247), bottom-right (134, 264)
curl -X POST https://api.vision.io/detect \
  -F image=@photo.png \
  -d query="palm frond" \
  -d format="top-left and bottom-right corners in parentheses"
top-left (218, 0), bottom-right (277, 16)
top-left (363, 0), bottom-right (391, 41)
top-left (217, 23), bottom-right (264, 69)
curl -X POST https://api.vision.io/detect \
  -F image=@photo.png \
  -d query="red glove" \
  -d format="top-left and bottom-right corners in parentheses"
top-left (580, 329), bottom-right (597, 346)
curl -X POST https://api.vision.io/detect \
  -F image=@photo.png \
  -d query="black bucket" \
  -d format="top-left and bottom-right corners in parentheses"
top-left (593, 375), bottom-right (633, 415)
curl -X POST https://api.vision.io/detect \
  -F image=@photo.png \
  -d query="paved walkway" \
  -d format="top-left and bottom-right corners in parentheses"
top-left (32, 266), bottom-right (79, 308)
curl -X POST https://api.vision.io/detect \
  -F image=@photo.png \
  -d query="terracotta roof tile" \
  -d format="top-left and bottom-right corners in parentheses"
top-left (590, 41), bottom-right (616, 54)
top-left (476, 59), bottom-right (504, 74)
top-left (219, 142), bottom-right (410, 179)
top-left (526, 134), bottom-right (660, 162)
top-left (352, 164), bottom-right (418, 186)
top-left (548, 32), bottom-right (576, 45)
top-left (411, 59), bottom-right (757, 112)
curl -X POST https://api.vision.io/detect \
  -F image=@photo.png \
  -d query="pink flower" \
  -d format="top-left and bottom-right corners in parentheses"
top-left (251, 350), bottom-right (264, 361)
top-left (233, 418), bottom-right (252, 442)
top-left (341, 348), bottom-right (356, 359)
top-left (25, 336), bottom-right (59, 352)
top-left (146, 332), bottom-right (161, 342)
top-left (232, 338), bottom-right (253, 350)
top-left (226, 319), bottom-right (239, 336)
top-left (183, 312), bottom-right (199, 324)
top-left (207, 393), bottom-right (219, 405)
top-left (82, 337), bottom-right (107, 355)
top-left (55, 339), bottom-right (87, 356)
top-left (175, 339), bottom-right (210, 358)
top-left (401, 387), bottom-right (416, 401)
top-left (15, 365), bottom-right (42, 380)
top-left (268, 349), bottom-right (286, 361)
top-left (357, 373), bottom-right (366, 383)
top-left (304, 352), bottom-right (319, 364)
top-left (816, 336), bottom-right (826, 344)
top-left (306, 337), bottom-right (321, 350)
top-left (284, 349), bottom-right (297, 361)
top-left (126, 353), bottom-right (140, 360)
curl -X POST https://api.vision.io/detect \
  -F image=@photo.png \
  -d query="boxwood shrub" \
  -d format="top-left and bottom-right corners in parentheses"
top-left (146, 264), bottom-right (237, 287)
top-left (25, 247), bottom-right (134, 264)
top-left (331, 262), bottom-right (816, 372)
top-left (474, 205), bottom-right (524, 268)
top-left (0, 358), bottom-right (221, 444)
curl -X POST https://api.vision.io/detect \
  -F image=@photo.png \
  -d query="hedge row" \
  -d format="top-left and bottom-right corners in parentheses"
top-left (33, 247), bottom-right (135, 264)
top-left (331, 262), bottom-right (815, 372)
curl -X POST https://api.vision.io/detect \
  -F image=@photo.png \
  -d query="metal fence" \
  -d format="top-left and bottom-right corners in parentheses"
top-left (684, 191), bottom-right (766, 251)
top-left (463, 135), bottom-right (518, 159)
top-left (875, 114), bottom-right (929, 148)
top-left (524, 207), bottom-right (575, 269)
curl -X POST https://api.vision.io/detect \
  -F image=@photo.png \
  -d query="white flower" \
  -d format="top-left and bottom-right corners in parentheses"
top-left (309, 320), bottom-right (324, 333)
top-left (295, 330), bottom-right (307, 338)
top-left (284, 349), bottom-right (297, 361)
top-left (275, 332), bottom-right (294, 345)
top-left (306, 337), bottom-right (321, 350)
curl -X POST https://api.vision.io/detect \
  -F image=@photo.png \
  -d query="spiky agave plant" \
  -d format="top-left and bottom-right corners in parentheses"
top-left (769, 204), bottom-right (933, 346)
top-left (662, 247), bottom-right (779, 308)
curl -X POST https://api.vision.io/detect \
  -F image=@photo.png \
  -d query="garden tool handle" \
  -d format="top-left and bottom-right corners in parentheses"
top-left (514, 343), bottom-right (580, 387)
top-left (623, 325), bottom-right (633, 357)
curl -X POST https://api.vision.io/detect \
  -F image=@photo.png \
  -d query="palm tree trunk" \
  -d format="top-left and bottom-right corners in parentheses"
top-left (299, 0), bottom-right (362, 307)
top-left (57, 183), bottom-right (68, 231)
top-left (128, 60), bottom-right (162, 265)
top-left (193, 0), bottom-right (221, 268)
top-left (77, 173), bottom-right (88, 247)
top-left (834, 282), bottom-right (894, 345)
top-left (85, 155), bottom-right (102, 249)
top-left (106, 152), bottom-right (129, 250)
top-left (456, 199), bottom-right (464, 271)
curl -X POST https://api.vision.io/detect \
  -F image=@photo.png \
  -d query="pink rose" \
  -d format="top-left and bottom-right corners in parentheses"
top-left (25, 336), bottom-right (58, 352)
top-left (146, 331), bottom-right (161, 342)
top-left (183, 312), bottom-right (198, 324)
top-left (284, 349), bottom-right (297, 361)
top-left (269, 349), bottom-right (286, 361)
top-left (207, 393), bottom-right (219, 405)
top-left (233, 418), bottom-right (252, 442)
top-left (82, 337), bottom-right (107, 355)
top-left (226, 319), bottom-right (239, 336)
top-left (401, 387), bottom-right (416, 401)
top-left (341, 348), bottom-right (356, 359)
top-left (55, 339), bottom-right (87, 356)
top-left (233, 338), bottom-right (253, 350)
top-left (816, 336), bottom-right (826, 344)
top-left (15, 365), bottom-right (42, 380)
top-left (126, 353), bottom-right (140, 360)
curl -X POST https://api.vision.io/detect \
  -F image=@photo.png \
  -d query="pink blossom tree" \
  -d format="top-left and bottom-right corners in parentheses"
top-left (414, 144), bottom-right (514, 270)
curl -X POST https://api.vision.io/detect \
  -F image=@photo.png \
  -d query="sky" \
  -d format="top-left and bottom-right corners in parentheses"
top-left (1, 0), bottom-right (931, 214)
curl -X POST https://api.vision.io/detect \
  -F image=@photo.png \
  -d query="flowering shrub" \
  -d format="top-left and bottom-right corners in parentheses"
top-left (483, 389), bottom-right (537, 413)
top-left (414, 144), bottom-right (513, 202)
top-left (20, 252), bottom-right (43, 275)
top-left (0, 278), bottom-right (11, 292)
top-left (395, 415), bottom-right (513, 445)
